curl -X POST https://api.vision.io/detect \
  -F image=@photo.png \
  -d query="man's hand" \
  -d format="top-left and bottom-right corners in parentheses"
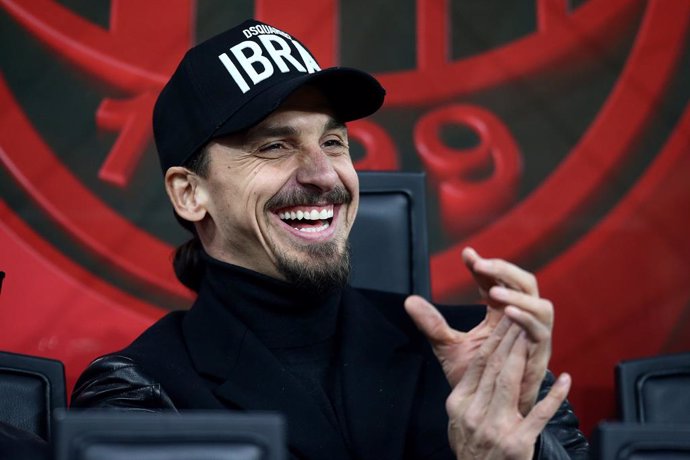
top-left (404, 247), bottom-right (554, 415)
top-left (445, 317), bottom-right (571, 459)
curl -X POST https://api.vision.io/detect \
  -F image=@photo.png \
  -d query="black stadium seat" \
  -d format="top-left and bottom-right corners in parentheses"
top-left (350, 171), bottom-right (431, 298)
top-left (0, 350), bottom-right (66, 442)
top-left (54, 411), bottom-right (286, 460)
top-left (616, 352), bottom-right (690, 423)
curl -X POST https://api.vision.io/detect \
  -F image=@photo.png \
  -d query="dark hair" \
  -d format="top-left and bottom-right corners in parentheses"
top-left (172, 146), bottom-right (211, 292)
top-left (183, 145), bottom-right (211, 178)
top-left (173, 236), bottom-right (205, 292)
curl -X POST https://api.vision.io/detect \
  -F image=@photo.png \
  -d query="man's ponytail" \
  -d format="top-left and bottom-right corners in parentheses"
top-left (173, 235), bottom-right (206, 292)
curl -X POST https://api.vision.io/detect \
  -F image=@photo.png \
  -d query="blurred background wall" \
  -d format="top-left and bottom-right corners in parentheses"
top-left (1, 0), bottom-right (689, 435)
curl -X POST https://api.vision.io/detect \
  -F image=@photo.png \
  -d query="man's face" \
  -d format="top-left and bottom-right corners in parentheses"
top-left (197, 87), bottom-right (359, 290)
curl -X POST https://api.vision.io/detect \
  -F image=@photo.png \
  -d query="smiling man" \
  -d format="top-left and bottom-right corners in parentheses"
top-left (71, 19), bottom-right (589, 460)
top-left (171, 86), bottom-right (358, 292)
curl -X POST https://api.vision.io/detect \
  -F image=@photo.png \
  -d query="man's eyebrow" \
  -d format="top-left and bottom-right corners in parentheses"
top-left (246, 125), bottom-right (298, 141)
top-left (325, 118), bottom-right (347, 132)
top-left (246, 116), bottom-right (346, 142)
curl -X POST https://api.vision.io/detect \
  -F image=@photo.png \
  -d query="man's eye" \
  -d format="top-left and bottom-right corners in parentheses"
top-left (260, 143), bottom-right (284, 152)
top-left (323, 139), bottom-right (345, 148)
top-left (256, 143), bottom-right (292, 156)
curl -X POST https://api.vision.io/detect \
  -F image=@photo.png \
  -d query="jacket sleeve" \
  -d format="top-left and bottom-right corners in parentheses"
top-left (534, 371), bottom-right (590, 459)
top-left (70, 354), bottom-right (178, 412)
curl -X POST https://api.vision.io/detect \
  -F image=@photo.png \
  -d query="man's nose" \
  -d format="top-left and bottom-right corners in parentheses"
top-left (295, 146), bottom-right (339, 191)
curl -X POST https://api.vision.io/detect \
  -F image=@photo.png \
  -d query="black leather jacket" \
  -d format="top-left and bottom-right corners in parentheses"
top-left (73, 354), bottom-right (589, 459)
top-left (72, 274), bottom-right (589, 460)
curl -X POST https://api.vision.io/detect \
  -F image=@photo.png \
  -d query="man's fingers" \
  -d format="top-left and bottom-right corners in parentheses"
top-left (453, 316), bottom-right (513, 397)
top-left (468, 323), bottom-right (523, 411)
top-left (485, 331), bottom-right (529, 419)
top-left (404, 295), bottom-right (461, 345)
top-left (489, 287), bottom-right (553, 323)
top-left (461, 246), bottom-right (480, 270)
top-left (485, 305), bottom-right (504, 328)
top-left (468, 250), bottom-right (539, 297)
top-left (520, 373), bottom-right (572, 439)
top-left (503, 306), bottom-right (552, 343)
top-left (488, 286), bottom-right (553, 342)
top-left (461, 247), bottom-right (495, 296)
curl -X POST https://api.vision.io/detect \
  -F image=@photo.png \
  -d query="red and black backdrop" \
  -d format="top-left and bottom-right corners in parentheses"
top-left (1, 0), bottom-right (689, 435)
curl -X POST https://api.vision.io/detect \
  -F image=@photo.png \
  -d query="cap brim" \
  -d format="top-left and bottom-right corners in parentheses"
top-left (212, 67), bottom-right (385, 138)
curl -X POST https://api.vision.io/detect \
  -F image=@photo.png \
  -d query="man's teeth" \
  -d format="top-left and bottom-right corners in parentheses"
top-left (278, 208), bottom-right (334, 221)
top-left (296, 222), bottom-right (330, 233)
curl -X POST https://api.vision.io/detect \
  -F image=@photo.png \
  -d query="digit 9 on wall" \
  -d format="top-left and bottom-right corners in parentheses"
top-left (415, 104), bottom-right (522, 237)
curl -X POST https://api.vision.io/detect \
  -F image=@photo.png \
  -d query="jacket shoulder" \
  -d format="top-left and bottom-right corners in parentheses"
top-left (70, 311), bottom-right (187, 411)
top-left (70, 354), bottom-right (176, 411)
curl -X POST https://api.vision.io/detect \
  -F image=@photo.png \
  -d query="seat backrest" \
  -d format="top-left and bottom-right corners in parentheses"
top-left (349, 171), bottom-right (431, 298)
top-left (54, 410), bottom-right (286, 460)
top-left (0, 351), bottom-right (66, 442)
top-left (592, 422), bottom-right (690, 459)
top-left (616, 352), bottom-right (690, 423)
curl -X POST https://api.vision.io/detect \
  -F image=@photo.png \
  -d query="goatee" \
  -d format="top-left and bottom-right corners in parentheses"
top-left (275, 240), bottom-right (351, 295)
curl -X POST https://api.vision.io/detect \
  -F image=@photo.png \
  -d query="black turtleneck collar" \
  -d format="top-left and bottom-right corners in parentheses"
top-left (198, 252), bottom-right (342, 350)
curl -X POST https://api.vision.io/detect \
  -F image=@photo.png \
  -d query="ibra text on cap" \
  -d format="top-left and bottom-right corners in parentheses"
top-left (219, 26), bottom-right (320, 94)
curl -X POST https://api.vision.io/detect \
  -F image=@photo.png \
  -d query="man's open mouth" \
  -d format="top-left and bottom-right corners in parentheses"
top-left (276, 205), bottom-right (335, 233)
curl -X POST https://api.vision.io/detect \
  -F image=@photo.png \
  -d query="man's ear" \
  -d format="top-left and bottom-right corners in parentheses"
top-left (164, 166), bottom-right (208, 223)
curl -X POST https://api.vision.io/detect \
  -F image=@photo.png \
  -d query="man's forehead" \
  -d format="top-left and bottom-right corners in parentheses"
top-left (245, 103), bottom-right (345, 137)
top-left (212, 111), bottom-right (346, 149)
top-left (250, 113), bottom-right (346, 135)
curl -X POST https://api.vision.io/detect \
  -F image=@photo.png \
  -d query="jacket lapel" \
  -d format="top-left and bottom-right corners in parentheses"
top-left (338, 288), bottom-right (423, 460)
top-left (182, 295), bottom-right (351, 460)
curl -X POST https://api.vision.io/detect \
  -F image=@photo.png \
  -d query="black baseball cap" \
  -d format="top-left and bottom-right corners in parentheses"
top-left (153, 19), bottom-right (386, 173)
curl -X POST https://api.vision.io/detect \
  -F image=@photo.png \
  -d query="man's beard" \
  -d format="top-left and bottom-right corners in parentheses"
top-left (266, 184), bottom-right (353, 294)
top-left (275, 239), bottom-right (351, 295)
